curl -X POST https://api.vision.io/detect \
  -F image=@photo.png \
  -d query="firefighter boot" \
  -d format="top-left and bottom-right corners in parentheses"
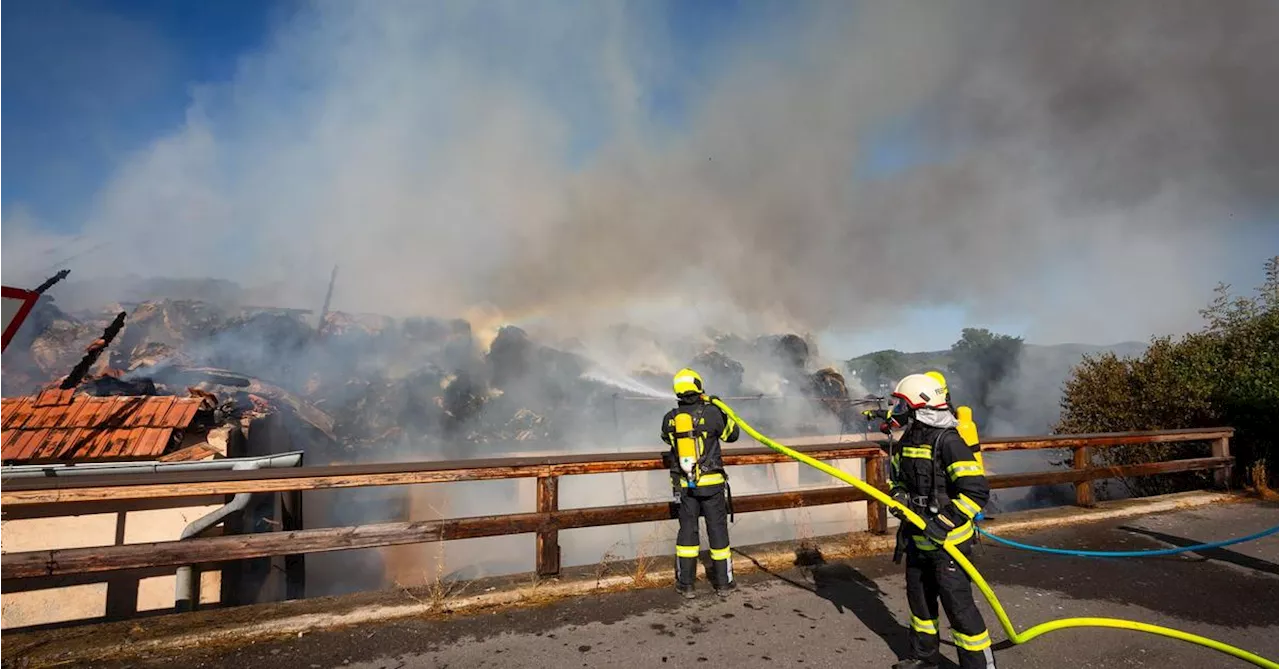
top-left (675, 555), bottom-right (699, 599)
top-left (891, 658), bottom-right (940, 669)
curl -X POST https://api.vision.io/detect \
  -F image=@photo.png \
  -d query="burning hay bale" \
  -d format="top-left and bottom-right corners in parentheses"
top-left (317, 372), bottom-right (445, 451)
top-left (761, 333), bottom-right (812, 372)
top-left (121, 341), bottom-right (188, 370)
top-left (810, 367), bottom-right (848, 400)
top-left (809, 367), bottom-right (857, 430)
top-left (488, 326), bottom-right (534, 389)
top-left (1, 299), bottom-right (99, 395)
top-left (320, 310), bottom-right (395, 339)
top-left (441, 371), bottom-right (488, 428)
top-left (691, 350), bottom-right (745, 396)
top-left (115, 300), bottom-right (230, 362)
top-left (502, 408), bottom-right (546, 441)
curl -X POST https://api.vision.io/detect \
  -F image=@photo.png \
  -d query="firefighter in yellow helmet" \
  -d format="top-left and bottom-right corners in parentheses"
top-left (661, 368), bottom-right (740, 598)
top-left (887, 373), bottom-right (996, 669)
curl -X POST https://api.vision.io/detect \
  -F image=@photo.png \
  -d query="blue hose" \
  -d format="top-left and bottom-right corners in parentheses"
top-left (975, 523), bottom-right (1279, 558)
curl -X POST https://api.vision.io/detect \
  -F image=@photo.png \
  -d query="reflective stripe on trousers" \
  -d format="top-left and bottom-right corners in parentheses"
top-left (905, 538), bottom-right (997, 669)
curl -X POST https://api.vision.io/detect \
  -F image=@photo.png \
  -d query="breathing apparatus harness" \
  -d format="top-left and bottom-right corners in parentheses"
top-left (667, 394), bottom-right (734, 521)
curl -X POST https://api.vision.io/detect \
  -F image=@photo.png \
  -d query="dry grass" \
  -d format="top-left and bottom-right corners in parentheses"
top-left (594, 541), bottom-right (625, 588)
top-left (1245, 460), bottom-right (1278, 501)
top-left (630, 528), bottom-right (665, 585)
top-left (519, 571), bottom-right (556, 606)
top-left (834, 529), bottom-right (882, 559)
top-left (394, 545), bottom-right (471, 613)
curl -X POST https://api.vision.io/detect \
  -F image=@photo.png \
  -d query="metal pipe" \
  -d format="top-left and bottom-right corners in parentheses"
top-left (171, 453), bottom-right (303, 612)
top-left (0, 451), bottom-right (305, 479)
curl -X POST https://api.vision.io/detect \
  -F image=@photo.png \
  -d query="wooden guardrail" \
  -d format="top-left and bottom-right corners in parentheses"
top-left (0, 427), bottom-right (1234, 582)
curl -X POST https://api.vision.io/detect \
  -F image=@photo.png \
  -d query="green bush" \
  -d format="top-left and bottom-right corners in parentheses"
top-left (1056, 257), bottom-right (1279, 495)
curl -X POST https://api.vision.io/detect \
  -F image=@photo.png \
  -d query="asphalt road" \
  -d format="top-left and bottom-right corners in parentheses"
top-left (87, 501), bottom-right (1278, 669)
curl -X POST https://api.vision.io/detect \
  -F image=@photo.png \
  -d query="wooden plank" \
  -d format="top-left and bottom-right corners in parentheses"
top-left (980, 429), bottom-right (1233, 452)
top-left (535, 476), bottom-right (560, 577)
top-left (0, 428), bottom-right (1232, 506)
top-left (1073, 446), bottom-right (1095, 508)
top-left (0, 495), bottom-right (226, 520)
top-left (989, 457), bottom-right (1232, 489)
top-left (0, 485), bottom-right (872, 579)
top-left (0, 445), bottom-right (885, 505)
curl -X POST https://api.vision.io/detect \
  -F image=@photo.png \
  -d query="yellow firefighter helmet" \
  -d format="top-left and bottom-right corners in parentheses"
top-left (925, 371), bottom-right (948, 395)
top-left (673, 368), bottom-right (704, 397)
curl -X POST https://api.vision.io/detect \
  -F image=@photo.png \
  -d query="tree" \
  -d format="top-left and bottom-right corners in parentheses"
top-left (846, 349), bottom-right (908, 393)
top-left (949, 328), bottom-right (1024, 431)
top-left (1057, 257), bottom-right (1278, 494)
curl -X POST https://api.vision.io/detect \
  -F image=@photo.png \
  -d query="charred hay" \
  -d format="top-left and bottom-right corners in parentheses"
top-left (3, 294), bottom-right (867, 456)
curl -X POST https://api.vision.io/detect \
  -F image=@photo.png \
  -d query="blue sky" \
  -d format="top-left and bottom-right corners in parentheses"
top-left (1, 0), bottom-right (292, 231)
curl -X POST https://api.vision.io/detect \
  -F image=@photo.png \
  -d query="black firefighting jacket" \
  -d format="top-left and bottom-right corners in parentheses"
top-left (891, 420), bottom-right (990, 547)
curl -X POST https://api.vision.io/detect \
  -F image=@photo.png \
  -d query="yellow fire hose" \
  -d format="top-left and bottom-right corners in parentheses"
top-left (710, 399), bottom-right (1279, 669)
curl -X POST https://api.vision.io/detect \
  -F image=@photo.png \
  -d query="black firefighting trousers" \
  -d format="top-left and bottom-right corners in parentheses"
top-left (674, 486), bottom-right (732, 587)
top-left (905, 537), bottom-right (997, 668)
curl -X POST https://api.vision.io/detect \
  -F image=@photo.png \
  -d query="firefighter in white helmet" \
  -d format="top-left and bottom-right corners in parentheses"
top-left (887, 373), bottom-right (996, 669)
top-left (661, 368), bottom-right (740, 598)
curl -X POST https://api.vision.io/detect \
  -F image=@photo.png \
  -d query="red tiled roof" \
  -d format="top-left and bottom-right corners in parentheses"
top-left (1, 391), bottom-right (205, 464)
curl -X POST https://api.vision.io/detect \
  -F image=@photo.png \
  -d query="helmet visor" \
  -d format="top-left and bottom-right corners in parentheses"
top-left (888, 396), bottom-right (914, 426)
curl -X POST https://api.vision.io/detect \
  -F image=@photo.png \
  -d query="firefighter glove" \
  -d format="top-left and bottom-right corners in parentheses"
top-left (889, 488), bottom-right (910, 521)
top-left (923, 515), bottom-right (952, 545)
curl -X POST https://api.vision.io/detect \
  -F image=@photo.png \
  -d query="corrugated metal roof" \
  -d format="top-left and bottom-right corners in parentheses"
top-left (0, 392), bottom-right (205, 464)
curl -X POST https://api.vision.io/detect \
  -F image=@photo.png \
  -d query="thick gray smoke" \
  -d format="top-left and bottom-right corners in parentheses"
top-left (3, 1), bottom-right (1274, 345)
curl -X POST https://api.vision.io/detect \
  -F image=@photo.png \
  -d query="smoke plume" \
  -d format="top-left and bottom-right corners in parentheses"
top-left (2, 0), bottom-right (1273, 346)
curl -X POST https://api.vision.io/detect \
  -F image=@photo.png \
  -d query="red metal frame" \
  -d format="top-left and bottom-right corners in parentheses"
top-left (2, 286), bottom-right (41, 352)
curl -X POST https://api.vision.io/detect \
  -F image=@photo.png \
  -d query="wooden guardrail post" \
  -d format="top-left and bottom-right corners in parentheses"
top-left (865, 454), bottom-right (889, 534)
top-left (282, 489), bottom-right (305, 600)
top-left (1211, 436), bottom-right (1232, 489)
top-left (1073, 446), bottom-right (1095, 507)
top-left (536, 475), bottom-right (561, 577)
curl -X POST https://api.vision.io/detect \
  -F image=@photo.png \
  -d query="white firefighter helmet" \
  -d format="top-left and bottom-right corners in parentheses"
top-left (892, 373), bottom-right (949, 410)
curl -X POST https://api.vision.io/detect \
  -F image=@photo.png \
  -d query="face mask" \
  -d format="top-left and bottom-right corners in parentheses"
top-left (887, 397), bottom-right (914, 429)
